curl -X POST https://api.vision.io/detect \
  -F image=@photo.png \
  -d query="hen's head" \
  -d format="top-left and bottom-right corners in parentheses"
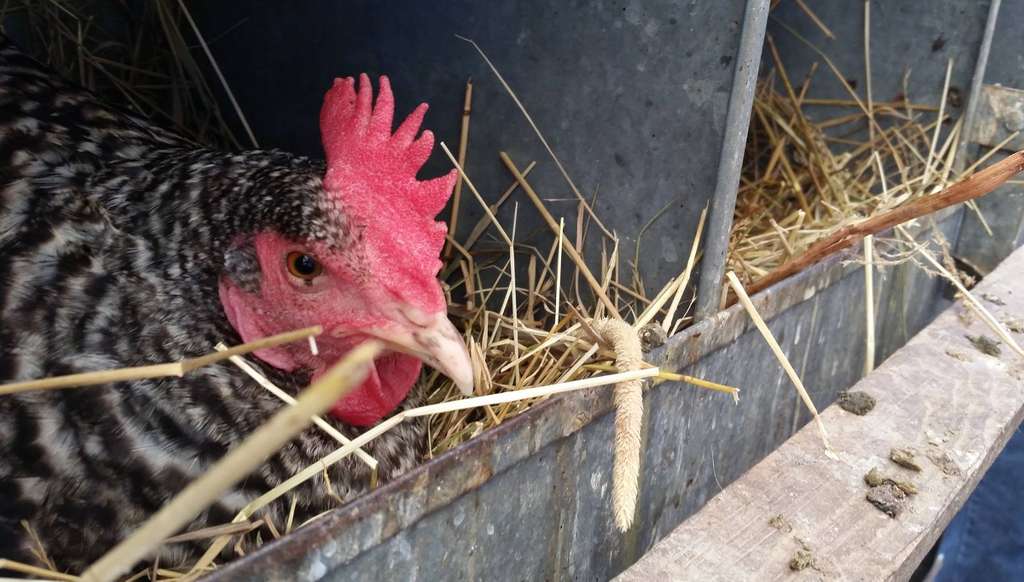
top-left (219, 74), bottom-right (472, 426)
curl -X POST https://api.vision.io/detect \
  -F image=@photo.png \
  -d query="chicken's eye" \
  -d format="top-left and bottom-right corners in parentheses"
top-left (286, 251), bottom-right (323, 281)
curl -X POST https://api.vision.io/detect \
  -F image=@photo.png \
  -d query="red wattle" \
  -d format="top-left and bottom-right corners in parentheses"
top-left (327, 354), bottom-right (423, 426)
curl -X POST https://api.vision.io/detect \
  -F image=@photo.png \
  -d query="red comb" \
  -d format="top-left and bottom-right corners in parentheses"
top-left (319, 75), bottom-right (456, 308)
top-left (320, 74), bottom-right (456, 217)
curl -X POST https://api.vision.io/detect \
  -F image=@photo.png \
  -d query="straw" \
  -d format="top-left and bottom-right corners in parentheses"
top-left (0, 327), bottom-right (321, 396)
top-left (726, 272), bottom-right (835, 458)
top-left (863, 235), bottom-right (876, 375)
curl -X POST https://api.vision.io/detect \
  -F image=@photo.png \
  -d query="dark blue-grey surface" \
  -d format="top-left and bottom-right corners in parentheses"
top-left (935, 427), bottom-right (1024, 582)
top-left (767, 1), bottom-right (991, 112)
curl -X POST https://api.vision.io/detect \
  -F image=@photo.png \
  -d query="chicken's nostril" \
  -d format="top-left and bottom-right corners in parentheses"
top-left (397, 304), bottom-right (433, 328)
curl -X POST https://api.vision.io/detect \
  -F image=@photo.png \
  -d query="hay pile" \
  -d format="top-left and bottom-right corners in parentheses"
top-left (423, 146), bottom-right (718, 455)
top-left (727, 31), bottom-right (1003, 287)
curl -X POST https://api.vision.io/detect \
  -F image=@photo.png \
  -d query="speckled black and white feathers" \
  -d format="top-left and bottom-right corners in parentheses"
top-left (0, 35), bottom-right (425, 571)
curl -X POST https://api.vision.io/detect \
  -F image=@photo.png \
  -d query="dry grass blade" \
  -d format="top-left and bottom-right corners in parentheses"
top-left (727, 272), bottom-right (835, 458)
top-left (213, 343), bottom-right (380, 477)
top-left (0, 558), bottom-right (78, 581)
top-left (409, 368), bottom-right (659, 417)
top-left (585, 363), bottom-right (740, 400)
top-left (863, 235), bottom-right (876, 375)
top-left (656, 370), bottom-right (740, 401)
top-left (21, 520), bottom-right (56, 573)
top-left (439, 142), bottom-right (512, 246)
top-left (163, 521), bottom-right (260, 544)
top-left (456, 34), bottom-right (614, 241)
top-left (500, 151), bottom-right (621, 318)
top-left (444, 78), bottom-right (474, 259)
top-left (661, 206), bottom-right (707, 333)
top-left (554, 217), bottom-right (565, 327)
top-left (0, 326), bottom-right (321, 395)
top-left (863, 0), bottom-right (874, 144)
top-left (794, 0), bottom-right (835, 40)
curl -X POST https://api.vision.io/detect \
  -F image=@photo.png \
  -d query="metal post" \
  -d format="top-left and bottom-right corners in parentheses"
top-left (956, 0), bottom-right (1002, 172)
top-left (695, 0), bottom-right (771, 319)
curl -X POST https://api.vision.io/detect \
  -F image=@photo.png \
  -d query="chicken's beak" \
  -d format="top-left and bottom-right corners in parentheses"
top-left (349, 311), bottom-right (474, 396)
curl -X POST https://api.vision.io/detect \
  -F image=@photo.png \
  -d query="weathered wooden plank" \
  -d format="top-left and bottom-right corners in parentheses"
top-left (617, 244), bottom-right (1024, 582)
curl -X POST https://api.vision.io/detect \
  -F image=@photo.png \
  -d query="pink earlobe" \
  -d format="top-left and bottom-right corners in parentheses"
top-left (218, 279), bottom-right (299, 372)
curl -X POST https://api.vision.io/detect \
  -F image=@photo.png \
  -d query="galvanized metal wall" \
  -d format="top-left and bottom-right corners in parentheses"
top-left (767, 1), bottom-right (990, 116)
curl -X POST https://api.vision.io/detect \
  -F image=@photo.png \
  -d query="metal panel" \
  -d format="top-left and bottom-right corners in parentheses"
top-left (766, 1), bottom-right (991, 114)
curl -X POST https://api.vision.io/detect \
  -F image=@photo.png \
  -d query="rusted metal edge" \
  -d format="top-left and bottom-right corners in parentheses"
top-left (206, 208), bottom-right (961, 580)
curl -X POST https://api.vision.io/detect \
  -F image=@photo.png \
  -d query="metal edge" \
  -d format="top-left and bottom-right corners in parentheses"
top-left (955, 0), bottom-right (1002, 171)
top-left (694, 0), bottom-right (772, 319)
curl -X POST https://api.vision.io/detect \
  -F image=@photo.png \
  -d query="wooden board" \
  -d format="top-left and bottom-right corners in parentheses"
top-left (617, 244), bottom-right (1024, 582)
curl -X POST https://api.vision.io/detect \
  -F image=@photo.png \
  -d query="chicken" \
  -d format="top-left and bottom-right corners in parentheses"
top-left (0, 34), bottom-right (472, 572)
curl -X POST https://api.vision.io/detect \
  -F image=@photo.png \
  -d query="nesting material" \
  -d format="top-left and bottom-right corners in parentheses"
top-left (729, 19), bottom-right (1024, 313)
top-left (728, 44), bottom-right (966, 287)
top-left (587, 318), bottom-right (644, 532)
top-left (0, 327), bottom-right (322, 395)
